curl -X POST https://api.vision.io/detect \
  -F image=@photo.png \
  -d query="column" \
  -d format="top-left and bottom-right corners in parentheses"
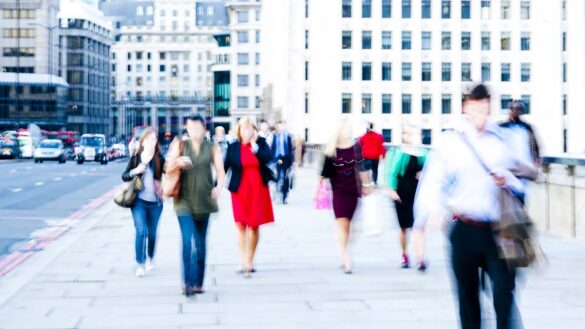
top-left (142, 109), bottom-right (148, 127)
top-left (178, 109), bottom-right (184, 133)
top-left (165, 109), bottom-right (172, 134)
top-left (567, 0), bottom-right (585, 153)
top-left (150, 106), bottom-right (158, 129)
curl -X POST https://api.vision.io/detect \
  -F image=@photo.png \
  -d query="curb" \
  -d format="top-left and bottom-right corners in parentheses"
top-left (0, 184), bottom-right (122, 278)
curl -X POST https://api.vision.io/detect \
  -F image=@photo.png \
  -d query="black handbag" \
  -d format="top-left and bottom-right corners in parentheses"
top-left (460, 133), bottom-right (541, 268)
top-left (114, 175), bottom-right (144, 208)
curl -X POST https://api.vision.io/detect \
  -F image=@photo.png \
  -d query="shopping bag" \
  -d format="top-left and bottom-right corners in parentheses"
top-left (352, 190), bottom-right (390, 237)
top-left (315, 182), bottom-right (331, 210)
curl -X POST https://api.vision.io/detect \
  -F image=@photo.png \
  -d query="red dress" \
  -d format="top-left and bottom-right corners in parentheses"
top-left (231, 143), bottom-right (275, 228)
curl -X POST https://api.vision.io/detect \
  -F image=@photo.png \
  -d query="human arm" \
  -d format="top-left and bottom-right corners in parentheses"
top-left (212, 143), bottom-right (226, 199)
top-left (122, 156), bottom-right (143, 181)
top-left (413, 146), bottom-right (450, 231)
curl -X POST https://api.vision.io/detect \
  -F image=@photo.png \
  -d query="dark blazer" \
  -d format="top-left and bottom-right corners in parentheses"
top-left (224, 137), bottom-right (275, 192)
top-left (271, 132), bottom-right (294, 167)
top-left (122, 152), bottom-right (166, 182)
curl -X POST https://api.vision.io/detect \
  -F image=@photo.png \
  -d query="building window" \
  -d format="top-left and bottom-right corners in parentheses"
top-left (238, 10), bottom-right (249, 23)
top-left (255, 74), bottom-right (260, 87)
top-left (238, 53), bottom-right (249, 65)
top-left (442, 32), bottom-right (451, 50)
top-left (442, 94), bottom-right (452, 114)
top-left (382, 62), bottom-right (392, 81)
top-left (482, 31), bottom-right (491, 50)
top-left (521, 32), bottom-right (530, 51)
top-left (442, 0), bottom-right (451, 18)
top-left (442, 62), bottom-right (451, 81)
top-left (521, 95), bottom-right (531, 113)
top-left (255, 9), bottom-right (261, 21)
top-left (422, 129), bottom-right (432, 145)
top-left (362, 62), bottom-right (372, 81)
top-left (422, 0), bottom-right (431, 18)
top-left (422, 31), bottom-right (431, 50)
top-left (500, 94), bottom-right (512, 110)
top-left (342, 62), bottom-right (352, 80)
top-left (402, 31), bottom-right (412, 50)
top-left (342, 0), bottom-right (352, 18)
top-left (255, 53), bottom-right (260, 65)
top-left (501, 63), bottom-right (511, 82)
top-left (127, 52), bottom-right (132, 60)
top-left (402, 0), bottom-right (411, 18)
top-left (402, 94), bottom-right (412, 114)
top-left (256, 30), bottom-right (261, 43)
top-left (501, 0), bottom-right (511, 19)
top-left (477, 1), bottom-right (490, 19)
top-left (342, 93), bottom-right (352, 113)
top-left (402, 63), bottom-right (412, 81)
top-left (147, 65), bottom-right (151, 72)
top-left (362, 94), bottom-right (372, 113)
top-left (305, 92), bottom-right (309, 113)
top-left (382, 31), bottom-right (392, 49)
top-left (382, 0), bottom-right (392, 18)
top-left (563, 63), bottom-right (567, 82)
top-left (362, 31), bottom-right (372, 49)
top-left (382, 129), bottom-right (392, 143)
top-left (501, 32), bottom-right (511, 50)
top-left (461, 0), bottom-right (471, 19)
top-left (521, 1), bottom-right (530, 19)
top-left (521, 63), bottom-right (530, 82)
top-left (422, 62), bottom-right (431, 81)
top-left (481, 63), bottom-right (491, 81)
top-left (127, 64), bottom-right (132, 72)
top-left (461, 32), bottom-right (471, 50)
top-left (160, 52), bottom-right (166, 60)
top-left (238, 96), bottom-right (249, 109)
top-left (422, 94), bottom-right (432, 114)
top-left (305, 61), bottom-right (309, 80)
top-left (342, 31), bottom-right (352, 49)
top-left (159, 64), bottom-right (166, 72)
top-left (462, 63), bottom-right (472, 81)
top-left (237, 75), bottom-right (249, 87)
top-left (382, 94), bottom-right (392, 113)
top-left (563, 94), bottom-right (567, 115)
top-left (562, 32), bottom-right (566, 51)
top-left (562, 0), bottom-right (567, 20)
top-left (237, 31), bottom-right (249, 43)
top-left (362, 0), bottom-right (372, 18)
top-left (305, 0), bottom-right (309, 18)
top-left (305, 30), bottom-right (309, 49)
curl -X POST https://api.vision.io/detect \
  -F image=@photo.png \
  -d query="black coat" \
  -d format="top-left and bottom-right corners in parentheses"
top-left (122, 152), bottom-right (165, 182)
top-left (224, 138), bottom-right (275, 193)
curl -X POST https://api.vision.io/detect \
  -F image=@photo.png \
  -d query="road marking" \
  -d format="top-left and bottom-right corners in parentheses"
top-left (12, 188), bottom-right (23, 192)
top-left (34, 182), bottom-right (44, 186)
top-left (53, 177), bottom-right (62, 181)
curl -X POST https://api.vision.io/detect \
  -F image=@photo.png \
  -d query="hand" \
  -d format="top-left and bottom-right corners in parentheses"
top-left (277, 159), bottom-right (283, 165)
top-left (133, 163), bottom-right (147, 175)
top-left (211, 187), bottom-right (220, 200)
top-left (492, 175), bottom-right (506, 187)
top-left (390, 190), bottom-right (402, 203)
top-left (178, 158), bottom-right (193, 169)
top-left (361, 186), bottom-right (373, 196)
top-left (416, 172), bottom-right (421, 180)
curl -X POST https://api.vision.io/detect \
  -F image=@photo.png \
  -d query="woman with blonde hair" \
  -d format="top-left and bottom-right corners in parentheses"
top-left (224, 116), bottom-right (275, 277)
top-left (386, 123), bottom-right (428, 271)
top-left (121, 126), bottom-right (165, 277)
top-left (320, 118), bottom-right (372, 274)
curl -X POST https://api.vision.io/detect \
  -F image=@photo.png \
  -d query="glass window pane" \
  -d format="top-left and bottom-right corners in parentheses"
top-left (402, 31), bottom-right (412, 50)
top-left (461, 0), bottom-right (471, 19)
top-left (422, 31), bottom-right (431, 50)
top-left (382, 94), bottom-right (392, 113)
top-left (501, 63), bottom-right (511, 81)
top-left (422, 62), bottom-right (431, 81)
top-left (402, 94), bottom-right (412, 114)
top-left (342, 62), bottom-right (352, 80)
top-left (362, 0), bottom-right (372, 18)
top-left (362, 94), bottom-right (372, 113)
top-left (461, 32), bottom-right (471, 50)
top-left (382, 0), bottom-right (392, 18)
top-left (343, 0), bottom-right (352, 18)
top-left (422, 94), bottom-right (432, 114)
top-left (362, 31), bottom-right (372, 49)
top-left (462, 63), bottom-right (472, 81)
top-left (422, 0), bottom-right (431, 18)
top-left (382, 31), bottom-right (392, 49)
top-left (442, 0), bottom-right (451, 18)
top-left (342, 31), bottom-right (352, 49)
top-left (382, 62), bottom-right (392, 81)
top-left (402, 0), bottom-right (411, 18)
top-left (442, 32), bottom-right (451, 50)
top-left (362, 62), bottom-right (372, 81)
top-left (442, 62), bottom-right (451, 81)
top-left (402, 63), bottom-right (411, 81)
top-left (342, 93), bottom-right (352, 113)
top-left (442, 94), bottom-right (452, 114)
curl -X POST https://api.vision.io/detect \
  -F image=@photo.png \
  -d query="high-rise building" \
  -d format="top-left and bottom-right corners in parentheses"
top-left (59, 0), bottom-right (113, 135)
top-left (101, 0), bottom-right (228, 139)
top-left (262, 0), bottom-right (584, 154)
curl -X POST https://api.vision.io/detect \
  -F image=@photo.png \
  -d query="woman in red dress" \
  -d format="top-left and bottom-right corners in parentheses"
top-left (224, 116), bottom-right (275, 277)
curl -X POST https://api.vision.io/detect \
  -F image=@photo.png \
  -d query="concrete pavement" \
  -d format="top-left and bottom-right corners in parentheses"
top-left (0, 167), bottom-right (584, 328)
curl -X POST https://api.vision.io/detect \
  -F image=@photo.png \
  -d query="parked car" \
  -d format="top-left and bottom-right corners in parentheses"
top-left (76, 134), bottom-right (108, 165)
top-left (34, 139), bottom-right (66, 163)
top-left (0, 137), bottom-right (21, 159)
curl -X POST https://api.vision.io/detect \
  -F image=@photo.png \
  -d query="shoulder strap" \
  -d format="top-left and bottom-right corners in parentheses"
top-left (459, 133), bottom-right (492, 175)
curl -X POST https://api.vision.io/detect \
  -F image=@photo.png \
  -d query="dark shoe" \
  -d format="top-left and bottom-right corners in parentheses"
top-left (401, 255), bottom-right (410, 269)
top-left (417, 261), bottom-right (427, 272)
top-left (192, 286), bottom-right (205, 294)
top-left (243, 269), bottom-right (252, 279)
top-left (183, 286), bottom-right (194, 297)
top-left (236, 267), bottom-right (256, 274)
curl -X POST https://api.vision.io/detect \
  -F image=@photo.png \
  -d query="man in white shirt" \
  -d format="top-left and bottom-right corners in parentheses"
top-left (414, 84), bottom-right (537, 329)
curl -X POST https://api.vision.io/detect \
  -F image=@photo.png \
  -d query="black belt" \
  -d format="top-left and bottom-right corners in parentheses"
top-left (455, 215), bottom-right (493, 229)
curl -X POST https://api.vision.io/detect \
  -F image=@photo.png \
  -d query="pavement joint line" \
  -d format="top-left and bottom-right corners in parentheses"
top-left (0, 251), bottom-right (34, 277)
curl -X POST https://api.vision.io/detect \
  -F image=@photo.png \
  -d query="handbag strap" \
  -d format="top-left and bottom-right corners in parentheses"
top-left (459, 133), bottom-right (492, 176)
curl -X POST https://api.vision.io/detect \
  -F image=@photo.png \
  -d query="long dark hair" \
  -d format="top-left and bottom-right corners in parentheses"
top-left (134, 126), bottom-right (163, 179)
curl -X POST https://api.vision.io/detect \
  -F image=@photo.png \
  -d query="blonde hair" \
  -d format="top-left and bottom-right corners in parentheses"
top-left (236, 116), bottom-right (257, 142)
top-left (324, 117), bottom-right (352, 157)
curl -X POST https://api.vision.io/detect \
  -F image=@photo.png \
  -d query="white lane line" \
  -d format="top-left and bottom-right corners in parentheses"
top-left (53, 177), bottom-right (62, 181)
top-left (34, 181), bottom-right (45, 186)
top-left (12, 188), bottom-right (23, 193)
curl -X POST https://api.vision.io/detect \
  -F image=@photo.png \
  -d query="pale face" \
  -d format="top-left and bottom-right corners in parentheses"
top-left (240, 123), bottom-right (255, 143)
top-left (214, 127), bottom-right (225, 138)
top-left (260, 122), bottom-right (270, 134)
top-left (186, 120), bottom-right (206, 140)
top-left (338, 121), bottom-right (353, 144)
top-left (464, 99), bottom-right (491, 131)
top-left (142, 132), bottom-right (157, 151)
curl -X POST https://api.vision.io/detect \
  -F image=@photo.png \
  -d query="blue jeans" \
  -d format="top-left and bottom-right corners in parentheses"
top-left (130, 199), bottom-right (163, 265)
top-left (276, 160), bottom-right (291, 202)
top-left (177, 214), bottom-right (210, 287)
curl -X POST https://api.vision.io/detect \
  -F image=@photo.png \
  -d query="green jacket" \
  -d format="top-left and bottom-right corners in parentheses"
top-left (385, 147), bottom-right (429, 190)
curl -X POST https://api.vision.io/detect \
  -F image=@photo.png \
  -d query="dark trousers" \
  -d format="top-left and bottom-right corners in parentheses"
top-left (364, 159), bottom-right (380, 184)
top-left (276, 160), bottom-right (291, 201)
top-left (450, 220), bottom-right (520, 329)
top-left (177, 214), bottom-right (210, 287)
top-left (130, 199), bottom-right (163, 264)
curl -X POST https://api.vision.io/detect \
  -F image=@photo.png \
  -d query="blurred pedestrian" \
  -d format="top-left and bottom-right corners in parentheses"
top-left (224, 116), bottom-right (275, 278)
top-left (294, 135), bottom-right (306, 168)
top-left (121, 126), bottom-right (165, 278)
top-left (414, 84), bottom-right (537, 329)
top-left (360, 123), bottom-right (386, 185)
top-left (166, 115), bottom-right (226, 296)
top-left (258, 121), bottom-right (274, 149)
top-left (271, 121), bottom-right (294, 204)
top-left (320, 118), bottom-right (373, 274)
top-left (213, 126), bottom-right (228, 160)
top-left (500, 100), bottom-right (541, 165)
top-left (387, 124), bottom-right (428, 270)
